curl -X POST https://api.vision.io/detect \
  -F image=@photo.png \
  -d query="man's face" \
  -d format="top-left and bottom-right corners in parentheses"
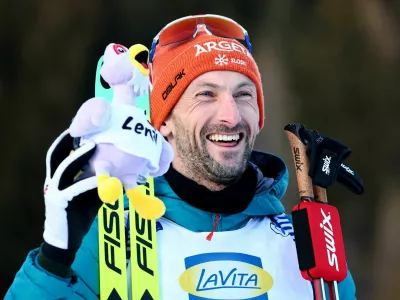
top-left (160, 71), bottom-right (260, 186)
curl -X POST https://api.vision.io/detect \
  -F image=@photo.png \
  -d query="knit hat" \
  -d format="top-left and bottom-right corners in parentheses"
top-left (150, 33), bottom-right (264, 130)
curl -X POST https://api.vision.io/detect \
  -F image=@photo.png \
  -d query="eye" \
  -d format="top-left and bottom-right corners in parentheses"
top-left (234, 91), bottom-right (253, 98)
top-left (113, 44), bottom-right (128, 55)
top-left (196, 91), bottom-right (215, 98)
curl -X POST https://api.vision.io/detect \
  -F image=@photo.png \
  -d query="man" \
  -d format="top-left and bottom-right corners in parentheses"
top-left (5, 14), bottom-right (356, 299)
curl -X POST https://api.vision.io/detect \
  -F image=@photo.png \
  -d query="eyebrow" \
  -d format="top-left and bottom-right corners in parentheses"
top-left (197, 83), bottom-right (220, 89)
top-left (236, 82), bottom-right (256, 89)
top-left (195, 81), bottom-right (256, 89)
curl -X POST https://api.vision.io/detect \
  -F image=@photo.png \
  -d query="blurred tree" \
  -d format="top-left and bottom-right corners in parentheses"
top-left (0, 0), bottom-right (102, 295)
top-left (353, 1), bottom-right (400, 298)
top-left (278, 1), bottom-right (400, 299)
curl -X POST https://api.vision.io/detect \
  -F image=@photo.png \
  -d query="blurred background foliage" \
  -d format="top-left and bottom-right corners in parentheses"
top-left (0, 0), bottom-right (399, 299)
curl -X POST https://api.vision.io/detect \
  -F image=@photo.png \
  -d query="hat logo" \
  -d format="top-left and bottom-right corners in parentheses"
top-left (215, 54), bottom-right (228, 66)
top-left (162, 69), bottom-right (186, 100)
top-left (194, 41), bottom-right (250, 57)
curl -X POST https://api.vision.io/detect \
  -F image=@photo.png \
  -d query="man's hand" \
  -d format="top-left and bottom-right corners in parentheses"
top-left (297, 124), bottom-right (364, 194)
top-left (40, 129), bottom-right (102, 277)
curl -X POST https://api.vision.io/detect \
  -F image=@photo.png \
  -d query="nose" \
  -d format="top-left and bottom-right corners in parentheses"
top-left (216, 94), bottom-right (241, 127)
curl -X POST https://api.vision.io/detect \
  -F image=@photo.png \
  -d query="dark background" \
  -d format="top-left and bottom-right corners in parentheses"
top-left (1, 1), bottom-right (399, 299)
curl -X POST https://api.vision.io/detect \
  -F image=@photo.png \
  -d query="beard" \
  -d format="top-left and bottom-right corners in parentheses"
top-left (173, 116), bottom-right (255, 185)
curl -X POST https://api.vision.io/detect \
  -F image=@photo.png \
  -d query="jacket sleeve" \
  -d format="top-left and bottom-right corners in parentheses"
top-left (336, 268), bottom-right (357, 300)
top-left (5, 218), bottom-right (101, 300)
top-left (313, 268), bottom-right (356, 300)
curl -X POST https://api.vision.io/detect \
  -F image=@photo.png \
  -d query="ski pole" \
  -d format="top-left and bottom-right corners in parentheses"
top-left (313, 185), bottom-right (340, 300)
top-left (284, 123), bottom-right (347, 300)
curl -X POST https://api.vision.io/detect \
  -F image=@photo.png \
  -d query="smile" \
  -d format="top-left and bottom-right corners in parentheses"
top-left (206, 133), bottom-right (244, 146)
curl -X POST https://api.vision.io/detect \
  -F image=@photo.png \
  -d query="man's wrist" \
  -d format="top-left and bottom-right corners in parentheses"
top-left (37, 242), bottom-right (77, 278)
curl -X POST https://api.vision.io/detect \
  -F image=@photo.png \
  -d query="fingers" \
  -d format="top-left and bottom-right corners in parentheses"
top-left (337, 163), bottom-right (364, 195)
top-left (63, 176), bottom-right (98, 200)
top-left (46, 129), bottom-right (72, 178)
top-left (53, 140), bottom-right (96, 189)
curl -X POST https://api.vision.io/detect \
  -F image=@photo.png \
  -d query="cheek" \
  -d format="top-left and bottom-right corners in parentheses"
top-left (173, 114), bottom-right (204, 148)
top-left (194, 121), bottom-right (208, 146)
top-left (184, 110), bottom-right (209, 138)
top-left (239, 102), bottom-right (259, 130)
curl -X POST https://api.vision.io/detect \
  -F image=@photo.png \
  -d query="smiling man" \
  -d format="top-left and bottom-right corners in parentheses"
top-left (148, 20), bottom-right (356, 298)
top-left (161, 71), bottom-right (258, 189)
top-left (6, 15), bottom-right (356, 300)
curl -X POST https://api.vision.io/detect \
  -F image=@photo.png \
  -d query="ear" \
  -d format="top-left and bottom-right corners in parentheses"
top-left (159, 116), bottom-right (173, 138)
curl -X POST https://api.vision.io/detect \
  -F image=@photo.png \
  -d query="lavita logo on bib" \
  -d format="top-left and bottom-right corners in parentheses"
top-left (179, 252), bottom-right (273, 300)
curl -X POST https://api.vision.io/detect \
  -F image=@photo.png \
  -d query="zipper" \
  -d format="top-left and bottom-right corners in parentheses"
top-left (206, 213), bottom-right (220, 241)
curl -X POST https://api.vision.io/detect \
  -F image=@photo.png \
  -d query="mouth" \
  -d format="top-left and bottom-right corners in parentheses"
top-left (206, 133), bottom-right (244, 147)
top-left (135, 50), bottom-right (149, 70)
top-left (128, 45), bottom-right (150, 76)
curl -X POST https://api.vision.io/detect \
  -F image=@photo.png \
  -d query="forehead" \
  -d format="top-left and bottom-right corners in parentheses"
top-left (189, 71), bottom-right (255, 88)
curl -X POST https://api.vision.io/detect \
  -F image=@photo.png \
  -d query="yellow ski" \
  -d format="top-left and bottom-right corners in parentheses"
top-left (129, 180), bottom-right (160, 300)
top-left (95, 54), bottom-right (160, 299)
top-left (96, 56), bottom-right (128, 300)
top-left (98, 196), bottom-right (128, 300)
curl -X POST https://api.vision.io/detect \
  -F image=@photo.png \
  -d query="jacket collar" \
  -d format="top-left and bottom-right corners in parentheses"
top-left (152, 151), bottom-right (288, 232)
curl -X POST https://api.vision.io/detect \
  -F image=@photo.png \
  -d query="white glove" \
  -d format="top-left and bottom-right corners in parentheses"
top-left (43, 129), bottom-right (100, 250)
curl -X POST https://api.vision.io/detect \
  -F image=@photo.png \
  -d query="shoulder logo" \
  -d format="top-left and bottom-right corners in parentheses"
top-left (270, 222), bottom-right (290, 237)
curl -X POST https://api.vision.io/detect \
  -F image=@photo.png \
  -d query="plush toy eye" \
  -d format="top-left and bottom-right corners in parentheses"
top-left (113, 44), bottom-right (127, 55)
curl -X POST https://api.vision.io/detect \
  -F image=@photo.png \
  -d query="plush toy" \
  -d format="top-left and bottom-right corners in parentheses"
top-left (69, 43), bottom-right (174, 219)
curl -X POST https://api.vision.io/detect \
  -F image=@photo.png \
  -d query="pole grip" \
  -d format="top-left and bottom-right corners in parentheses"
top-left (284, 124), bottom-right (314, 201)
top-left (313, 185), bottom-right (328, 203)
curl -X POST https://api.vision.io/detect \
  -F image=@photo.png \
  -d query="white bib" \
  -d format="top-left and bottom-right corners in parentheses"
top-left (127, 216), bottom-right (314, 300)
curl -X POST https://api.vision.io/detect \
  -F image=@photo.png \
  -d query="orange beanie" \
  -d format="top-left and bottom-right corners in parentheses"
top-left (150, 33), bottom-right (264, 130)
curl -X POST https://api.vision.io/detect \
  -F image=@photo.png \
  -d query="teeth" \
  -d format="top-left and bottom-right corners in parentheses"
top-left (208, 134), bottom-right (240, 142)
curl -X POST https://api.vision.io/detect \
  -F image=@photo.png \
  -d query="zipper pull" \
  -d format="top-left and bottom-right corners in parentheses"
top-left (206, 213), bottom-right (219, 241)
